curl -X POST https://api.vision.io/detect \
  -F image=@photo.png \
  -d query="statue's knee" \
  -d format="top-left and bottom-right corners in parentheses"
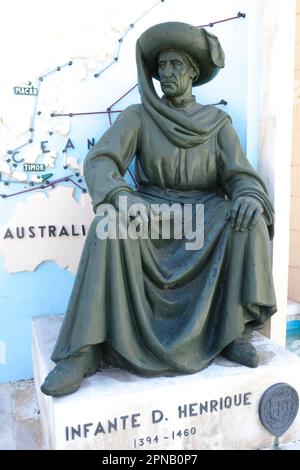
top-left (255, 215), bottom-right (267, 230)
top-left (250, 215), bottom-right (269, 238)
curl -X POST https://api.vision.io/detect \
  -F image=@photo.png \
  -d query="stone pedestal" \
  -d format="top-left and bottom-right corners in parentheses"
top-left (32, 315), bottom-right (300, 450)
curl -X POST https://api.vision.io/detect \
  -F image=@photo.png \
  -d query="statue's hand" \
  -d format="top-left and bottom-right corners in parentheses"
top-left (110, 190), bottom-right (151, 224)
top-left (226, 196), bottom-right (264, 232)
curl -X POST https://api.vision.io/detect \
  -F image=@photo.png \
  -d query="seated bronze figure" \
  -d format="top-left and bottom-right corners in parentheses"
top-left (41, 22), bottom-right (277, 397)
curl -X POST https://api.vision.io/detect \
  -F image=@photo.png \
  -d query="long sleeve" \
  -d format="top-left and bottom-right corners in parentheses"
top-left (217, 121), bottom-right (275, 239)
top-left (83, 104), bottom-right (142, 211)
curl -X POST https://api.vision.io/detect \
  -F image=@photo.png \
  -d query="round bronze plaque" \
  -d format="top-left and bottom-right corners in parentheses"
top-left (259, 383), bottom-right (299, 437)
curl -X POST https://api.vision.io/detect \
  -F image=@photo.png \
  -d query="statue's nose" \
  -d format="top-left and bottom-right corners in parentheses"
top-left (162, 63), bottom-right (173, 77)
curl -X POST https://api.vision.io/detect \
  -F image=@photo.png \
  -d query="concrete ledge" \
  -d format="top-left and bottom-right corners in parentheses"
top-left (33, 315), bottom-right (300, 450)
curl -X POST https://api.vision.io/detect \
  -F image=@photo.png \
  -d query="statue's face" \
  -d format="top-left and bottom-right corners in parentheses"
top-left (158, 50), bottom-right (195, 98)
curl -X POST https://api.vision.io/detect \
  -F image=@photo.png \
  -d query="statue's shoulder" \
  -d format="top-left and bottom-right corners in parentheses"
top-left (114, 104), bottom-right (143, 127)
top-left (122, 103), bottom-right (143, 116)
top-left (200, 104), bottom-right (232, 124)
top-left (194, 104), bottom-right (232, 136)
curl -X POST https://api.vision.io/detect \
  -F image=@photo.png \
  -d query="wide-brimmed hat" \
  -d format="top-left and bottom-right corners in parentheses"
top-left (137, 21), bottom-right (225, 86)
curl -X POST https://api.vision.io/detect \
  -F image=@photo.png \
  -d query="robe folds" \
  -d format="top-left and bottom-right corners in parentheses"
top-left (51, 100), bottom-right (277, 375)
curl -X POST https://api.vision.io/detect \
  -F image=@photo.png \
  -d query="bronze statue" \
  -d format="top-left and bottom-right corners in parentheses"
top-left (41, 22), bottom-right (277, 397)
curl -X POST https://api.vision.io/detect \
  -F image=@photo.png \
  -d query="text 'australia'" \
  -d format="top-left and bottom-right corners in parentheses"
top-left (3, 225), bottom-right (87, 240)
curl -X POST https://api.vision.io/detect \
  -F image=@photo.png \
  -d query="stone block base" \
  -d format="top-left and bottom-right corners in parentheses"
top-left (32, 315), bottom-right (300, 450)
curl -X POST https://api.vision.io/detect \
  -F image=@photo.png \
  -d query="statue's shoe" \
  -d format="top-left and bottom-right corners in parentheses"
top-left (41, 348), bottom-right (99, 397)
top-left (222, 338), bottom-right (259, 368)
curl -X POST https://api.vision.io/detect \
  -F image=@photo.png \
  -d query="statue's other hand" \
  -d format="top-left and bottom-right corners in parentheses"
top-left (111, 191), bottom-right (150, 225)
top-left (226, 196), bottom-right (264, 232)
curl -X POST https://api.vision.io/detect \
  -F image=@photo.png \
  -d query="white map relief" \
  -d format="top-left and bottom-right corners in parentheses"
top-left (0, 0), bottom-right (159, 274)
top-left (0, 0), bottom-right (138, 187)
top-left (0, 186), bottom-right (94, 273)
